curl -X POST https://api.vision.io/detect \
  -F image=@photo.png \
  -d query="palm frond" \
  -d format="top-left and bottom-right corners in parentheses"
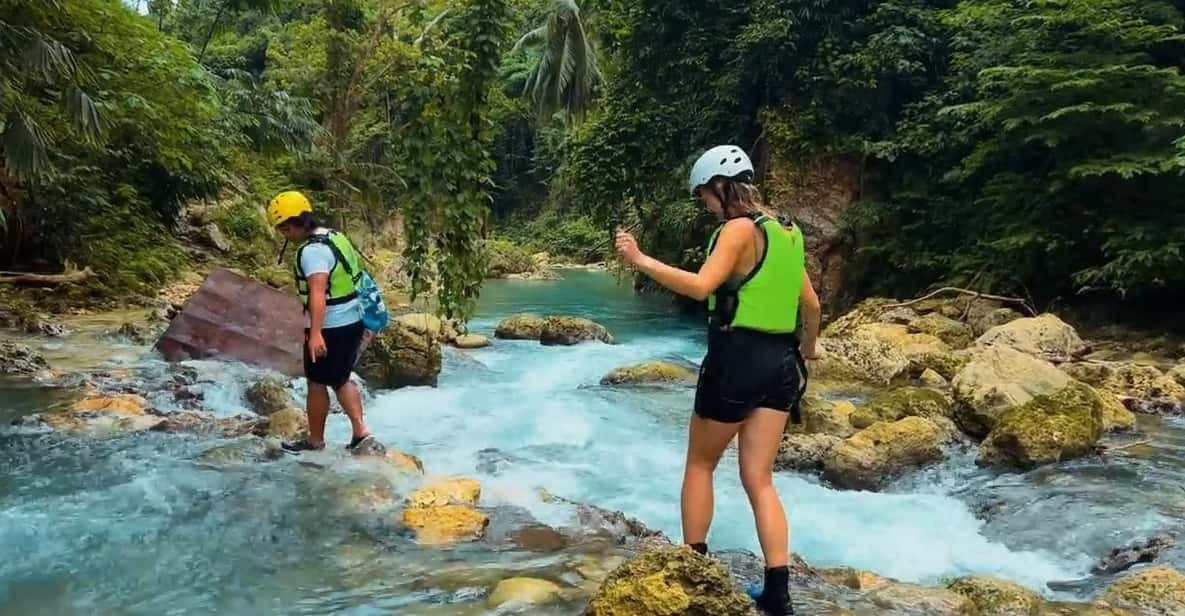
top-left (63, 86), bottom-right (103, 142)
top-left (516, 0), bottom-right (602, 123)
top-left (1, 111), bottom-right (52, 180)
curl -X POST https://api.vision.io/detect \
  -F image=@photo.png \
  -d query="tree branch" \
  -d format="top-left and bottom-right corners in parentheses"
top-left (883, 287), bottom-right (1037, 316)
top-left (0, 266), bottom-right (95, 286)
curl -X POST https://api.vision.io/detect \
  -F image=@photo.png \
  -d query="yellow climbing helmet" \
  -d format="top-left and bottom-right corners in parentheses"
top-left (267, 190), bottom-right (313, 227)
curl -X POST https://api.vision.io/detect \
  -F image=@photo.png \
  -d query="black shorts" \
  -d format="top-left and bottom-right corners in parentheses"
top-left (303, 321), bottom-right (365, 389)
top-left (694, 327), bottom-right (807, 424)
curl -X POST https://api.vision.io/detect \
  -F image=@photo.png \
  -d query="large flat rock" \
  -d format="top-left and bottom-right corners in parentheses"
top-left (154, 268), bottom-right (305, 376)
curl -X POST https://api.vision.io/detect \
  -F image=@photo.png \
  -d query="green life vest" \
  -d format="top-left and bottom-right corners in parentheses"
top-left (706, 215), bottom-right (806, 334)
top-left (293, 229), bottom-right (364, 308)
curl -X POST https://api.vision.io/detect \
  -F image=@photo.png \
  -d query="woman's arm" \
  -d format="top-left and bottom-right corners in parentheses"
top-left (615, 218), bottom-right (755, 302)
top-left (798, 270), bottom-right (821, 359)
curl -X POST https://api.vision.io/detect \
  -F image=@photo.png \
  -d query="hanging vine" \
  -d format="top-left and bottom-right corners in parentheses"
top-left (398, 0), bottom-right (510, 321)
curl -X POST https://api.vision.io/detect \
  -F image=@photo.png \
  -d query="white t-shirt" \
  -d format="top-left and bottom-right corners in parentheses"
top-left (299, 229), bottom-right (362, 329)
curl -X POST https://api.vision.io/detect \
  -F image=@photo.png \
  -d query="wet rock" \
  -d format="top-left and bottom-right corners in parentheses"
top-left (1092, 535), bottom-right (1176, 575)
top-left (244, 377), bottom-right (292, 416)
top-left (379, 449), bottom-right (424, 473)
top-left (977, 382), bottom-right (1104, 469)
top-left (348, 436), bottom-right (387, 457)
top-left (1125, 398), bottom-right (1185, 417)
top-left (878, 306), bottom-right (920, 325)
top-left (440, 318), bottom-right (461, 344)
top-left (339, 483), bottom-right (399, 514)
top-left (574, 554), bottom-right (628, 584)
top-left (540, 316), bottom-right (613, 346)
top-left (849, 387), bottom-right (953, 430)
top-left (152, 411), bottom-right (264, 438)
top-left (952, 346), bottom-right (1075, 438)
top-left (976, 314), bottom-right (1087, 362)
top-left (408, 477), bottom-right (481, 508)
top-left (394, 312), bottom-right (443, 338)
top-left (1063, 361), bottom-right (1185, 403)
top-left (488, 577), bottom-right (562, 609)
top-left (358, 314), bottom-right (442, 389)
top-left (494, 313), bottom-right (546, 340)
top-left (1098, 389), bottom-right (1138, 432)
top-left (509, 525), bottom-right (570, 551)
top-left (585, 546), bottom-right (754, 616)
top-left (865, 582), bottom-right (975, 615)
top-left (0, 342), bottom-right (49, 375)
top-left (818, 568), bottom-right (890, 591)
top-left (909, 313), bottom-right (975, 349)
top-left (776, 433), bottom-right (842, 472)
top-left (202, 222), bottom-right (231, 252)
top-left (27, 316), bottom-right (66, 337)
top-left (113, 321), bottom-right (160, 345)
top-left (822, 298), bottom-right (900, 338)
top-left (1101, 566), bottom-right (1185, 614)
top-left (601, 361), bottom-right (695, 387)
top-left (947, 575), bottom-right (1042, 615)
top-left (822, 417), bottom-right (945, 491)
top-left (401, 505), bottom-right (489, 545)
top-left (453, 334), bottom-right (490, 349)
top-left (788, 394), bottom-right (857, 438)
top-left (258, 407), bottom-right (308, 440)
top-left (574, 502), bottom-right (670, 546)
top-left (30, 394), bottom-right (163, 434)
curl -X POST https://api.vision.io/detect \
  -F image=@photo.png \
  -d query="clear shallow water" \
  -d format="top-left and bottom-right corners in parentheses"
top-left (1, 269), bottom-right (1181, 613)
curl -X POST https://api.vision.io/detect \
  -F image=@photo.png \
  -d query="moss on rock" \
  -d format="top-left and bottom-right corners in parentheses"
top-left (948, 575), bottom-right (1042, 615)
top-left (849, 387), bottom-right (953, 430)
top-left (977, 382), bottom-right (1104, 469)
top-left (601, 361), bottom-right (695, 386)
top-left (585, 546), bottom-right (754, 616)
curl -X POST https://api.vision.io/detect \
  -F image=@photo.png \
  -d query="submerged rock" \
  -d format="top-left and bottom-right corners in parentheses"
top-left (776, 433), bottom-right (841, 472)
top-left (0, 342), bottom-right (48, 375)
top-left (1092, 535), bottom-right (1176, 575)
top-left (28, 394), bottom-right (163, 434)
top-left (947, 575), bottom-right (1042, 615)
top-left (244, 377), bottom-right (292, 416)
top-left (494, 313), bottom-right (546, 340)
top-left (357, 314), bottom-right (442, 388)
top-left (1101, 566), bottom-right (1185, 614)
top-left (976, 382), bottom-right (1104, 469)
top-left (849, 387), bottom-right (952, 430)
top-left (574, 502), bottom-right (670, 546)
top-left (601, 361), bottom-right (695, 387)
top-left (540, 316), bottom-right (613, 346)
top-left (488, 577), bottom-right (563, 609)
top-left (822, 416), bottom-right (945, 491)
top-left (585, 546), bottom-right (754, 616)
top-left (976, 314), bottom-right (1087, 362)
top-left (152, 411), bottom-right (264, 438)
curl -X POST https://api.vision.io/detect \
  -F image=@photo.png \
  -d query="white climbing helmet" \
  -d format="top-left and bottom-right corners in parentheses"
top-left (688, 145), bottom-right (754, 196)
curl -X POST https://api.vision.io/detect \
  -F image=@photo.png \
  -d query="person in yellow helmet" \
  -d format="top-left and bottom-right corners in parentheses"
top-left (267, 190), bottom-right (374, 453)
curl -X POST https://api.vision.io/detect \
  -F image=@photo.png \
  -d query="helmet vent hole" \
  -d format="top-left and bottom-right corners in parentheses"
top-left (733, 157), bottom-right (741, 163)
top-left (719, 158), bottom-right (728, 165)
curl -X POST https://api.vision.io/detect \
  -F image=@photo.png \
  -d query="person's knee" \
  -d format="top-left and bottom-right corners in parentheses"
top-left (739, 463), bottom-right (773, 494)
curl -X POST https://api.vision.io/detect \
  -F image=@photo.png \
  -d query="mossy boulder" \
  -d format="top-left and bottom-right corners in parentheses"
top-left (910, 313), bottom-right (975, 349)
top-left (358, 315), bottom-right (442, 388)
top-left (585, 546), bottom-right (754, 616)
top-left (1063, 361), bottom-right (1185, 403)
top-left (260, 407), bottom-right (309, 440)
top-left (787, 394), bottom-right (857, 438)
top-left (821, 298), bottom-right (900, 338)
top-left (601, 361), bottom-right (695, 387)
top-left (952, 346), bottom-right (1074, 438)
top-left (495, 313), bottom-right (547, 340)
top-left (976, 314), bottom-right (1087, 362)
top-left (486, 240), bottom-right (537, 278)
top-left (817, 323), bottom-right (956, 385)
top-left (849, 387), bottom-right (953, 430)
top-left (540, 316), bottom-right (613, 346)
top-left (0, 342), bottom-right (49, 375)
top-left (776, 433), bottom-right (842, 472)
top-left (865, 581), bottom-right (976, 615)
top-left (1170, 363), bottom-right (1185, 388)
top-left (948, 575), bottom-right (1043, 615)
top-left (454, 334), bottom-right (491, 349)
top-left (977, 382), bottom-right (1104, 469)
top-left (1101, 566), bottom-right (1185, 615)
top-left (822, 417), bottom-right (945, 491)
top-left (244, 377), bottom-right (292, 416)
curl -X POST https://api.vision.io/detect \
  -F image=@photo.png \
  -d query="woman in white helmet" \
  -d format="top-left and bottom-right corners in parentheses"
top-left (615, 145), bottom-right (821, 616)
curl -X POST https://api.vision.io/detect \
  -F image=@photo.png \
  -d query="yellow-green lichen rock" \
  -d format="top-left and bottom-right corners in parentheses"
top-left (910, 313), bottom-right (975, 349)
top-left (952, 346), bottom-right (1074, 438)
top-left (540, 316), bottom-right (614, 346)
top-left (866, 582), bottom-right (976, 615)
top-left (849, 387), bottom-right (953, 430)
top-left (1101, 566), bottom-right (1185, 615)
top-left (585, 547), bottom-right (753, 616)
top-left (1063, 361), bottom-right (1185, 402)
top-left (494, 313), bottom-right (547, 340)
top-left (788, 394), bottom-right (858, 438)
top-left (601, 361), bottom-right (695, 387)
top-left (488, 577), bottom-right (562, 608)
top-left (948, 575), bottom-right (1043, 615)
top-left (977, 382), bottom-right (1104, 469)
top-left (822, 417), bottom-right (945, 491)
top-left (244, 377), bottom-right (292, 416)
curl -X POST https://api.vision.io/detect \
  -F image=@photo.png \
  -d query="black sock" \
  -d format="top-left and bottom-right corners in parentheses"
top-left (688, 542), bottom-right (708, 555)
